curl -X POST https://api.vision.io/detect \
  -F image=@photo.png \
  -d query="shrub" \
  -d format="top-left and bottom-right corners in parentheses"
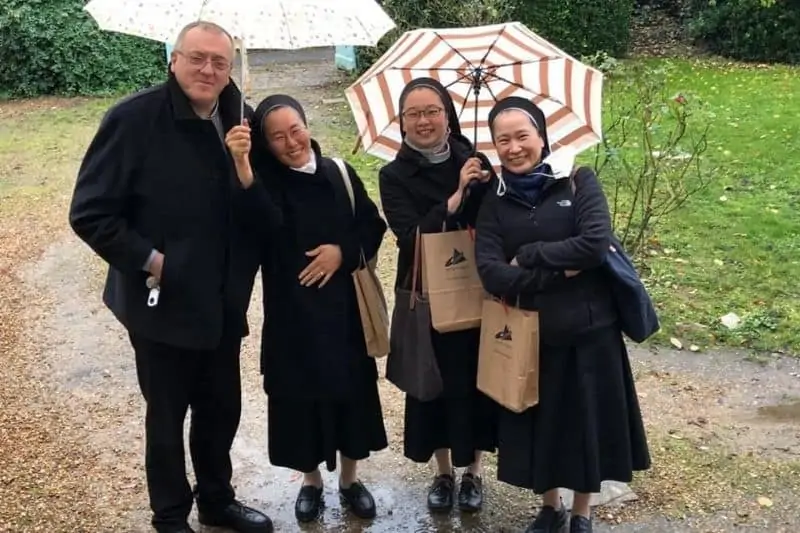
top-left (0, 0), bottom-right (166, 98)
top-left (592, 61), bottom-right (713, 259)
top-left (690, 0), bottom-right (800, 64)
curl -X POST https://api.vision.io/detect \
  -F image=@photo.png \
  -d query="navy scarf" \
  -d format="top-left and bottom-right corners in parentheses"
top-left (503, 158), bottom-right (553, 204)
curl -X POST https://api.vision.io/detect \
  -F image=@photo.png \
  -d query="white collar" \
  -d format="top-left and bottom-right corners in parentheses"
top-left (291, 151), bottom-right (317, 174)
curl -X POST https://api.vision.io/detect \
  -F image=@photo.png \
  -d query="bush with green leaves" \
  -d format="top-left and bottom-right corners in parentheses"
top-left (356, 0), bottom-right (636, 73)
top-left (690, 0), bottom-right (800, 64)
top-left (516, 0), bottom-right (635, 58)
top-left (592, 61), bottom-right (713, 260)
top-left (0, 0), bottom-right (166, 98)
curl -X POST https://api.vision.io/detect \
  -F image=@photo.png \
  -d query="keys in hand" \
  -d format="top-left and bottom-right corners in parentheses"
top-left (146, 275), bottom-right (160, 307)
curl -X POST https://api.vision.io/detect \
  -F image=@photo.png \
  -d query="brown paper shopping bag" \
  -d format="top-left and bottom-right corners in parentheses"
top-left (420, 228), bottom-right (484, 333)
top-left (477, 298), bottom-right (540, 413)
top-left (353, 256), bottom-right (390, 358)
top-left (333, 158), bottom-right (390, 358)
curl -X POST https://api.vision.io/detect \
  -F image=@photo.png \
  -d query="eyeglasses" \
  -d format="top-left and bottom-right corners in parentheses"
top-left (402, 106), bottom-right (444, 121)
top-left (176, 51), bottom-right (231, 71)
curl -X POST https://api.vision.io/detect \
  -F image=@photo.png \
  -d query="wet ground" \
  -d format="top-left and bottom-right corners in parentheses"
top-left (21, 233), bottom-right (800, 533)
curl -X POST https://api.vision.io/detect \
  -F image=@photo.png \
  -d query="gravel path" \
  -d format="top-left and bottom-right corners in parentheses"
top-left (1, 54), bottom-right (799, 532)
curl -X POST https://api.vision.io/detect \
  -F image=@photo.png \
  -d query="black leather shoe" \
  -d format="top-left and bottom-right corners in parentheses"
top-left (295, 485), bottom-right (324, 523)
top-left (457, 473), bottom-right (483, 512)
top-left (197, 501), bottom-right (273, 533)
top-left (339, 480), bottom-right (376, 519)
top-left (525, 503), bottom-right (568, 533)
top-left (570, 515), bottom-right (593, 533)
top-left (427, 473), bottom-right (455, 512)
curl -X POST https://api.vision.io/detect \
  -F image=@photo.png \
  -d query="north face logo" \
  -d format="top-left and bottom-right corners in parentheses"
top-left (445, 248), bottom-right (466, 267)
top-left (494, 325), bottom-right (512, 341)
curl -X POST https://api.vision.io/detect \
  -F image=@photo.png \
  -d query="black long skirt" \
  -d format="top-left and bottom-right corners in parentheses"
top-left (497, 325), bottom-right (650, 494)
top-left (267, 375), bottom-right (388, 474)
top-left (404, 328), bottom-right (498, 468)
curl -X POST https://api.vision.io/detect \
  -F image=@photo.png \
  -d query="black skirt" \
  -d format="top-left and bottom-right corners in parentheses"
top-left (403, 328), bottom-right (498, 468)
top-left (497, 325), bottom-right (651, 494)
top-left (267, 375), bottom-right (388, 473)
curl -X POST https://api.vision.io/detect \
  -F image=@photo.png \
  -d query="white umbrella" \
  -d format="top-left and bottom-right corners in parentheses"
top-left (345, 21), bottom-right (603, 169)
top-left (83, 0), bottom-right (396, 49)
top-left (83, 0), bottom-right (396, 119)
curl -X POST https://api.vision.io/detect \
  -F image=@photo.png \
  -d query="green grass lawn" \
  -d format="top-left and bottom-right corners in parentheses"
top-left (597, 58), bottom-right (800, 355)
top-left (2, 57), bottom-right (797, 355)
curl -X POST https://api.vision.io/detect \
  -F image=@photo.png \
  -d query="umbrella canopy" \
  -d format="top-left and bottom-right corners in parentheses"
top-left (345, 21), bottom-right (604, 168)
top-left (83, 0), bottom-right (396, 49)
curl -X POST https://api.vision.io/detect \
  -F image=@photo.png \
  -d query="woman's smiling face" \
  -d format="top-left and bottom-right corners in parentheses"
top-left (492, 109), bottom-right (545, 174)
top-left (401, 87), bottom-right (448, 149)
top-left (263, 106), bottom-right (312, 168)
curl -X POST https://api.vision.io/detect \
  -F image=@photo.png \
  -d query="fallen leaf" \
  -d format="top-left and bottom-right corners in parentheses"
top-left (757, 496), bottom-right (773, 508)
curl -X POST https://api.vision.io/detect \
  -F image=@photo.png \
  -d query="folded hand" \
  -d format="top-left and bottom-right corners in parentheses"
top-left (299, 244), bottom-right (342, 288)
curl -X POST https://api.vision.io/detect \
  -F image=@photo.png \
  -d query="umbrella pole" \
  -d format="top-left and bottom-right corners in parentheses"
top-left (235, 37), bottom-right (248, 124)
top-left (471, 73), bottom-right (481, 155)
top-left (473, 87), bottom-right (479, 155)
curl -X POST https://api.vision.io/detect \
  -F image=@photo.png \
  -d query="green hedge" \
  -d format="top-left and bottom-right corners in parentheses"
top-left (690, 0), bottom-right (800, 64)
top-left (0, 0), bottom-right (166, 98)
top-left (356, 0), bottom-right (636, 73)
top-left (516, 0), bottom-right (635, 58)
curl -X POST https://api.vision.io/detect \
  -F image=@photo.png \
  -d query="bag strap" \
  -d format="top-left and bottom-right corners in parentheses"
top-left (332, 157), bottom-right (368, 268)
top-left (568, 165), bottom-right (579, 195)
top-left (569, 166), bottom-right (619, 253)
top-left (333, 157), bottom-right (356, 215)
top-left (410, 228), bottom-right (423, 307)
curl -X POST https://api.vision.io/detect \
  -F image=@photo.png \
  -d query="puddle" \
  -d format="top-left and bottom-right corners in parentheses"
top-left (758, 400), bottom-right (800, 422)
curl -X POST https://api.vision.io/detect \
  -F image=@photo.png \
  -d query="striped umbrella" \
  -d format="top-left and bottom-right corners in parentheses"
top-left (345, 21), bottom-right (604, 168)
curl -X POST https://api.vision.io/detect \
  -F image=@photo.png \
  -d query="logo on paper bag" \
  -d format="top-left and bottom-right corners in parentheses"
top-left (494, 325), bottom-right (512, 341)
top-left (445, 248), bottom-right (467, 267)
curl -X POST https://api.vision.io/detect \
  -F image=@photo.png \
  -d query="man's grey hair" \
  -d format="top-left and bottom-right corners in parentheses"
top-left (173, 20), bottom-right (236, 58)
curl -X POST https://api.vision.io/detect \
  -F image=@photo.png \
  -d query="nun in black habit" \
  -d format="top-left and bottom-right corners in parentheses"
top-left (232, 94), bottom-right (389, 524)
top-left (474, 96), bottom-right (650, 533)
top-left (379, 77), bottom-right (498, 513)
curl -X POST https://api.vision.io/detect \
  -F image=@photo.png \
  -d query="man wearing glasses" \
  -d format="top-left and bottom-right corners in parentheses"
top-left (69, 21), bottom-right (271, 533)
